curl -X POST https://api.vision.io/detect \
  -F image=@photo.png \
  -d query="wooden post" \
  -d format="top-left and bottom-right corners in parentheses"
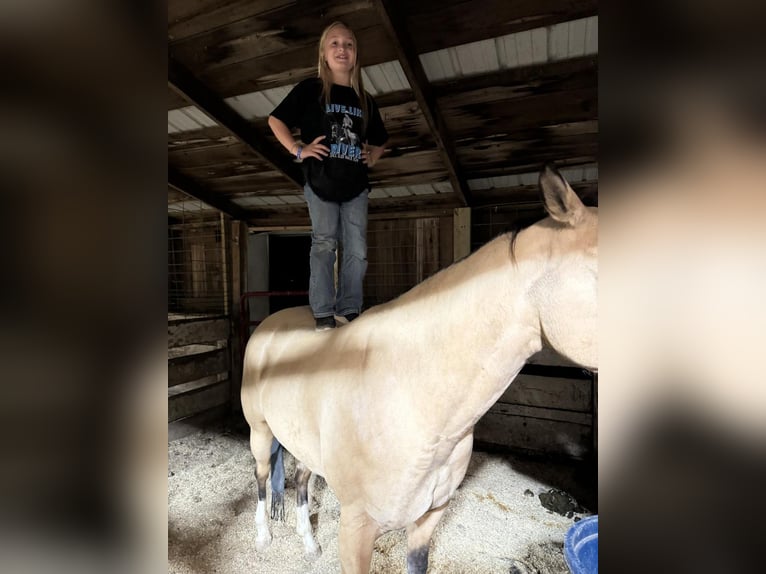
top-left (453, 207), bottom-right (471, 262)
top-left (229, 220), bottom-right (248, 417)
top-left (592, 372), bottom-right (598, 456)
top-left (220, 213), bottom-right (229, 313)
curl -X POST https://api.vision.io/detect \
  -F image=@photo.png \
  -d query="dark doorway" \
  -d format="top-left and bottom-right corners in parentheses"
top-left (268, 234), bottom-right (311, 313)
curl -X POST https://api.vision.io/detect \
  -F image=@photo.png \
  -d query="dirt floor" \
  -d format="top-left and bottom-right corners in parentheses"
top-left (168, 423), bottom-right (596, 574)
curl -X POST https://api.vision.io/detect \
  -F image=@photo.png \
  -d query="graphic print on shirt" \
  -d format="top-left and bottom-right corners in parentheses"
top-left (325, 103), bottom-right (363, 162)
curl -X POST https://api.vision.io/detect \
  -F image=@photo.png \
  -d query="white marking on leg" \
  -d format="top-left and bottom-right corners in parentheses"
top-left (296, 502), bottom-right (321, 559)
top-left (255, 499), bottom-right (272, 550)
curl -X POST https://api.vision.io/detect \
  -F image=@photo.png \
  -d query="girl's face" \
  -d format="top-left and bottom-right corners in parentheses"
top-left (323, 26), bottom-right (356, 80)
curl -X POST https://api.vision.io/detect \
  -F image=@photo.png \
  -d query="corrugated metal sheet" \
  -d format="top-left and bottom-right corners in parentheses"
top-left (361, 61), bottom-right (411, 95)
top-left (225, 84), bottom-right (294, 119)
top-left (168, 106), bottom-right (218, 133)
top-left (420, 16), bottom-right (598, 81)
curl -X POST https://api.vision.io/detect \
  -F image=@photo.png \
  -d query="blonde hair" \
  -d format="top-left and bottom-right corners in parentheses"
top-left (317, 21), bottom-right (369, 132)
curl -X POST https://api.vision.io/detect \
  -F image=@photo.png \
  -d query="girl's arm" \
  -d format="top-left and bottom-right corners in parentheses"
top-left (362, 143), bottom-right (386, 168)
top-left (268, 116), bottom-right (328, 161)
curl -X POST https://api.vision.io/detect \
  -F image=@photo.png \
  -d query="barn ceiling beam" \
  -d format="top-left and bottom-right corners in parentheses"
top-left (434, 56), bottom-right (598, 97)
top-left (472, 181), bottom-right (599, 208)
top-left (168, 167), bottom-right (251, 221)
top-left (373, 0), bottom-right (472, 207)
top-left (168, 52), bottom-right (304, 190)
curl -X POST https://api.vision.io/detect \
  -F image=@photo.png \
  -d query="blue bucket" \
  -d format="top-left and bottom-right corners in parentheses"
top-left (564, 515), bottom-right (598, 574)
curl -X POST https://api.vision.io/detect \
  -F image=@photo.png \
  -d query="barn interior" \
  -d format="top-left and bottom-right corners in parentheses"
top-left (168, 1), bottom-right (598, 571)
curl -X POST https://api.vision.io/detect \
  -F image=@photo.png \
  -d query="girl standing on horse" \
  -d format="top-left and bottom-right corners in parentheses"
top-left (268, 21), bottom-right (389, 331)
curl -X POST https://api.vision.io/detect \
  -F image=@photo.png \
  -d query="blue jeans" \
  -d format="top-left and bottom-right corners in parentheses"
top-left (304, 184), bottom-right (368, 318)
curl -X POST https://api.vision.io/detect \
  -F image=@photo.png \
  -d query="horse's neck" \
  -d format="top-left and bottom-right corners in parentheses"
top-left (380, 235), bottom-right (545, 438)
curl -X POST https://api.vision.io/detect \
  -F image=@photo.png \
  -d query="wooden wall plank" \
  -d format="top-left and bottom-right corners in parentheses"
top-left (475, 410), bottom-right (592, 459)
top-left (497, 374), bottom-right (592, 412)
top-left (168, 317), bottom-right (229, 348)
top-left (168, 404), bottom-right (229, 441)
top-left (439, 216), bottom-right (454, 269)
top-left (168, 347), bottom-right (229, 387)
top-left (489, 403), bottom-right (592, 426)
top-left (168, 379), bottom-right (230, 422)
top-left (453, 207), bottom-right (471, 261)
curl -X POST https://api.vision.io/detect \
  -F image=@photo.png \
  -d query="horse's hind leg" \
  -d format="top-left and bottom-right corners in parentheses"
top-left (405, 503), bottom-right (448, 574)
top-left (295, 461), bottom-right (321, 559)
top-left (249, 421), bottom-right (273, 551)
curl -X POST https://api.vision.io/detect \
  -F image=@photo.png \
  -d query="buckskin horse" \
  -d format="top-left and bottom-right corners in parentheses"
top-left (241, 164), bottom-right (598, 573)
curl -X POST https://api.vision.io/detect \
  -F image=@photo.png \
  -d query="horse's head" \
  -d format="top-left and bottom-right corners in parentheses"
top-left (529, 165), bottom-right (598, 370)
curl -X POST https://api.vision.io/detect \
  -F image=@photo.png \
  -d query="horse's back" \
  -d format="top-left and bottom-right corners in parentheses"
top-left (255, 305), bottom-right (316, 334)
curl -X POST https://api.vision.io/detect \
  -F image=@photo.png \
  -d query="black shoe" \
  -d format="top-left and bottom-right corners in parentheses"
top-left (314, 316), bottom-right (336, 331)
top-left (344, 312), bottom-right (359, 323)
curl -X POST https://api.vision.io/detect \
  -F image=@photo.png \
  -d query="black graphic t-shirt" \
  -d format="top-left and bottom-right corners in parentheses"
top-left (270, 78), bottom-right (388, 202)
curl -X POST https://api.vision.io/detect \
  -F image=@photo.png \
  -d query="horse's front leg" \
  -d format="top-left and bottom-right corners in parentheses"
top-left (338, 505), bottom-right (380, 574)
top-left (249, 423), bottom-right (274, 551)
top-left (406, 503), bottom-right (448, 574)
top-left (295, 460), bottom-right (321, 559)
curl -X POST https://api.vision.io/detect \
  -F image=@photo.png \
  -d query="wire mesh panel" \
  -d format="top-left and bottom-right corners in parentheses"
top-left (168, 188), bottom-right (238, 433)
top-left (471, 202), bottom-right (548, 252)
top-left (168, 188), bottom-right (233, 315)
top-left (364, 216), bottom-right (452, 308)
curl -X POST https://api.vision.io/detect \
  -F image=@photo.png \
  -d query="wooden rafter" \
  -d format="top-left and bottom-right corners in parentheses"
top-left (168, 52), bottom-right (304, 190)
top-left (372, 0), bottom-right (472, 207)
top-left (433, 56), bottom-right (598, 97)
top-left (169, 166), bottom-right (250, 221)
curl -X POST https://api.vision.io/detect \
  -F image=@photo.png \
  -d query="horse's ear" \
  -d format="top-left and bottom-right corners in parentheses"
top-left (539, 164), bottom-right (585, 226)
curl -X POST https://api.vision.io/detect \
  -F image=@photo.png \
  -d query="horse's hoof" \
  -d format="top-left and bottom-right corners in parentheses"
top-left (303, 544), bottom-right (322, 561)
top-left (255, 533), bottom-right (272, 552)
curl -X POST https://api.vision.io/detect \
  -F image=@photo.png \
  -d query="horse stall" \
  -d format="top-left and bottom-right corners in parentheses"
top-left (168, 313), bottom-right (231, 439)
top-left (168, 198), bottom-right (597, 574)
top-left (167, 211), bottom-right (246, 440)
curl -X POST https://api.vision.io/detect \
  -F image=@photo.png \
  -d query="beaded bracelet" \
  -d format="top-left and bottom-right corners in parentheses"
top-left (295, 146), bottom-right (303, 161)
